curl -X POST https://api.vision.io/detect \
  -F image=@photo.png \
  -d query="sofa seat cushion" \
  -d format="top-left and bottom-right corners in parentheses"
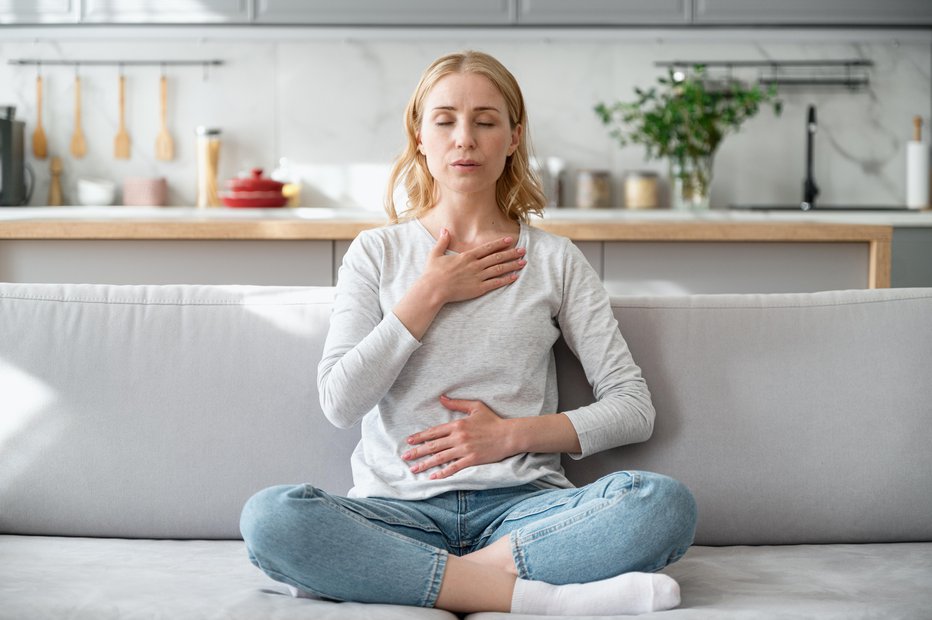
top-left (470, 542), bottom-right (932, 620)
top-left (3, 536), bottom-right (929, 620)
top-left (0, 535), bottom-right (456, 620)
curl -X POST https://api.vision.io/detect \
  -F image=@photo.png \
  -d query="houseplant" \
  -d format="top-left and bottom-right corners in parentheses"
top-left (595, 66), bottom-right (781, 210)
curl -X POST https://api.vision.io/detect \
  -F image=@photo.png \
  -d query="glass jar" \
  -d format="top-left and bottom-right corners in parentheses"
top-left (195, 127), bottom-right (221, 208)
top-left (623, 171), bottom-right (659, 210)
top-left (576, 169), bottom-right (612, 209)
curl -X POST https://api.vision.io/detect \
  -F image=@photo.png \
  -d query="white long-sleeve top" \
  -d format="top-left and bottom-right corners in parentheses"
top-left (317, 218), bottom-right (655, 500)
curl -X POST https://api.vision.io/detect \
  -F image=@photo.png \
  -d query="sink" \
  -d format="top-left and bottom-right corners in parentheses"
top-left (729, 204), bottom-right (911, 212)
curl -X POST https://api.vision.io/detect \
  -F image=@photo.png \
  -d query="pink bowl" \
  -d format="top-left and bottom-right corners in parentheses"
top-left (123, 177), bottom-right (168, 207)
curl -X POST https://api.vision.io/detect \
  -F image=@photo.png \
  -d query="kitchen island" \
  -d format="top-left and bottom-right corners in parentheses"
top-left (0, 206), bottom-right (909, 294)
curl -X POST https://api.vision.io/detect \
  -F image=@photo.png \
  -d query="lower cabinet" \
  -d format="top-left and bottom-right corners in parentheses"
top-left (601, 241), bottom-right (870, 295)
top-left (0, 240), bottom-right (334, 286)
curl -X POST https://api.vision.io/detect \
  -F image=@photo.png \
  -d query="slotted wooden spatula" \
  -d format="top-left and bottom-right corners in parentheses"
top-left (32, 74), bottom-right (47, 159)
top-left (114, 74), bottom-right (131, 159)
top-left (155, 75), bottom-right (174, 161)
top-left (70, 74), bottom-right (87, 159)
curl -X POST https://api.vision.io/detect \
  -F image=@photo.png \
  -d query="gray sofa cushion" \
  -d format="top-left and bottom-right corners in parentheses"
top-left (0, 534), bottom-right (457, 620)
top-left (471, 541), bottom-right (932, 620)
top-left (559, 289), bottom-right (932, 545)
top-left (0, 284), bottom-right (358, 539)
top-left (2, 535), bottom-right (929, 620)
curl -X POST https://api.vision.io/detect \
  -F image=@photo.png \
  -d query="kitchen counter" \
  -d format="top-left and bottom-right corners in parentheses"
top-left (0, 206), bottom-right (902, 291)
top-left (0, 206), bottom-right (911, 238)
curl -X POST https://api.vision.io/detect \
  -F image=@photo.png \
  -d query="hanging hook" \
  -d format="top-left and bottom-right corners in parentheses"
top-left (202, 61), bottom-right (209, 82)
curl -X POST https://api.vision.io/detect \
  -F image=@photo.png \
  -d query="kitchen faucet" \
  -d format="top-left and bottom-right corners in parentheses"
top-left (802, 104), bottom-right (819, 210)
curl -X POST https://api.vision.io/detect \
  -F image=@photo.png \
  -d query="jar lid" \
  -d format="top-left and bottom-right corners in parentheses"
top-left (195, 126), bottom-right (222, 136)
top-left (625, 170), bottom-right (658, 178)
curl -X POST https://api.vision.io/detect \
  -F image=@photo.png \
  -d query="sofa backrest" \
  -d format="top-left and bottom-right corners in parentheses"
top-left (560, 288), bottom-right (932, 545)
top-left (1, 283), bottom-right (930, 545)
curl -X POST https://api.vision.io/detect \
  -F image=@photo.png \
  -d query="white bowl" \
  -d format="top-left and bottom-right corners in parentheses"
top-left (77, 178), bottom-right (117, 206)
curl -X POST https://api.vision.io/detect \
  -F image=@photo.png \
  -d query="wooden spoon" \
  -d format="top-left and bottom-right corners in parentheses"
top-left (70, 75), bottom-right (87, 159)
top-left (155, 75), bottom-right (175, 161)
top-left (32, 75), bottom-right (47, 159)
top-left (114, 74), bottom-right (131, 159)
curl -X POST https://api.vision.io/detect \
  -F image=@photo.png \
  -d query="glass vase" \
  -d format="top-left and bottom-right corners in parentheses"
top-left (670, 155), bottom-right (714, 211)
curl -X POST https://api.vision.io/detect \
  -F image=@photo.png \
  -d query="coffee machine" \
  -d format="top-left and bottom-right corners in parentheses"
top-left (0, 106), bottom-right (35, 206)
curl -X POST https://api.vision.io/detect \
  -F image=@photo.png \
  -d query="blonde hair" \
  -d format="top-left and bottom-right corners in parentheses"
top-left (385, 50), bottom-right (546, 224)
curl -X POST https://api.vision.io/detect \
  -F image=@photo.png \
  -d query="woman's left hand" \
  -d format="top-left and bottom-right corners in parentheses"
top-left (402, 395), bottom-right (516, 480)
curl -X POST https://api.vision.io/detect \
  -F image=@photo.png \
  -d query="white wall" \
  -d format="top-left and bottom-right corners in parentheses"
top-left (1, 27), bottom-right (929, 210)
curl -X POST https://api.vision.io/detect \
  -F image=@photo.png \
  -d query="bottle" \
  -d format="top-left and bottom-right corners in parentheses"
top-left (195, 127), bottom-right (221, 208)
top-left (545, 157), bottom-right (566, 208)
top-left (906, 116), bottom-right (929, 209)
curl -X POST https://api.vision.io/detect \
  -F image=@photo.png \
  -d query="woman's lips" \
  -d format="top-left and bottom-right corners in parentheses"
top-left (451, 160), bottom-right (480, 170)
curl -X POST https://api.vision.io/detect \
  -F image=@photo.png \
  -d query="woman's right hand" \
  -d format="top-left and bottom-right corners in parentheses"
top-left (392, 228), bottom-right (526, 341)
top-left (421, 228), bottom-right (526, 305)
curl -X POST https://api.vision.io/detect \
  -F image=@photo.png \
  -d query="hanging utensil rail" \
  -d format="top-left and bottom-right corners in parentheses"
top-left (654, 59), bottom-right (872, 90)
top-left (8, 59), bottom-right (224, 67)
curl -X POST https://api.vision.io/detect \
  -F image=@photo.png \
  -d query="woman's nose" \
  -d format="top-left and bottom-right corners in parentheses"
top-left (454, 123), bottom-right (477, 149)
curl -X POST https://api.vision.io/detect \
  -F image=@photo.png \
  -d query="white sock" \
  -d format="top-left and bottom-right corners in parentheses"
top-left (511, 572), bottom-right (680, 616)
top-left (285, 584), bottom-right (321, 600)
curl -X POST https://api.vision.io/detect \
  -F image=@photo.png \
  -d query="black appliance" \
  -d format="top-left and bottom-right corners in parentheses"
top-left (0, 106), bottom-right (35, 206)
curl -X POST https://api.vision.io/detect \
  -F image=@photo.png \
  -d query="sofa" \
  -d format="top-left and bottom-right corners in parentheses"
top-left (1, 281), bottom-right (930, 620)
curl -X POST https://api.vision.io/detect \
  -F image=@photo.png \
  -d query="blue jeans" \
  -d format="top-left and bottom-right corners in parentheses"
top-left (240, 471), bottom-right (697, 608)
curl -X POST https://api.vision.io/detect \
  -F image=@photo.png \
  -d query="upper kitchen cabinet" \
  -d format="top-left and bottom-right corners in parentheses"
top-left (254, 0), bottom-right (515, 25)
top-left (517, 0), bottom-right (690, 25)
top-left (0, 0), bottom-right (80, 24)
top-left (82, 0), bottom-right (250, 23)
top-left (693, 0), bottom-right (932, 26)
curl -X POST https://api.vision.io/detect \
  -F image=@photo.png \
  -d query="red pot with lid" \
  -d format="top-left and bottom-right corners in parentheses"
top-left (220, 168), bottom-right (287, 208)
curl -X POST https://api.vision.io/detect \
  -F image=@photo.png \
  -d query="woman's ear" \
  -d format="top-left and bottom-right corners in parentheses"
top-left (508, 124), bottom-right (523, 156)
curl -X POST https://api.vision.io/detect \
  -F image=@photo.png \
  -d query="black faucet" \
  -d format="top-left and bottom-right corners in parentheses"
top-left (802, 104), bottom-right (819, 210)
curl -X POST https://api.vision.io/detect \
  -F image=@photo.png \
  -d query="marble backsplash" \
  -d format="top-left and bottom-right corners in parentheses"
top-left (1, 28), bottom-right (929, 210)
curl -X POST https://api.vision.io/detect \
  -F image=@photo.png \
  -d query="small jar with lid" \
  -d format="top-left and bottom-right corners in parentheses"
top-left (195, 127), bottom-right (221, 208)
top-left (623, 171), bottom-right (659, 210)
top-left (576, 169), bottom-right (612, 209)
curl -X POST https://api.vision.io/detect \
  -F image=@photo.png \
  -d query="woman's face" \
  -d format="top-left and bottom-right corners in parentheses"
top-left (417, 72), bottom-right (521, 204)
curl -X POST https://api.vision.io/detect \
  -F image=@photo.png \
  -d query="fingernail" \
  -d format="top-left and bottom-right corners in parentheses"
top-left (441, 228), bottom-right (448, 237)
top-left (517, 247), bottom-right (526, 255)
top-left (518, 259), bottom-right (527, 266)
top-left (410, 466), bottom-right (418, 473)
top-left (429, 473), bottom-right (438, 480)
top-left (504, 236), bottom-right (513, 243)
top-left (402, 451), bottom-right (411, 459)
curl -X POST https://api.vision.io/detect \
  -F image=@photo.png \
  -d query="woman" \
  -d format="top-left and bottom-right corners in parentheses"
top-left (241, 50), bottom-right (696, 616)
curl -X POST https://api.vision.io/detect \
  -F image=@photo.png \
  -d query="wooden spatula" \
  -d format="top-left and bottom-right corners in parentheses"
top-left (114, 74), bottom-right (131, 159)
top-left (32, 74), bottom-right (47, 159)
top-left (155, 75), bottom-right (174, 161)
top-left (70, 75), bottom-right (87, 159)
